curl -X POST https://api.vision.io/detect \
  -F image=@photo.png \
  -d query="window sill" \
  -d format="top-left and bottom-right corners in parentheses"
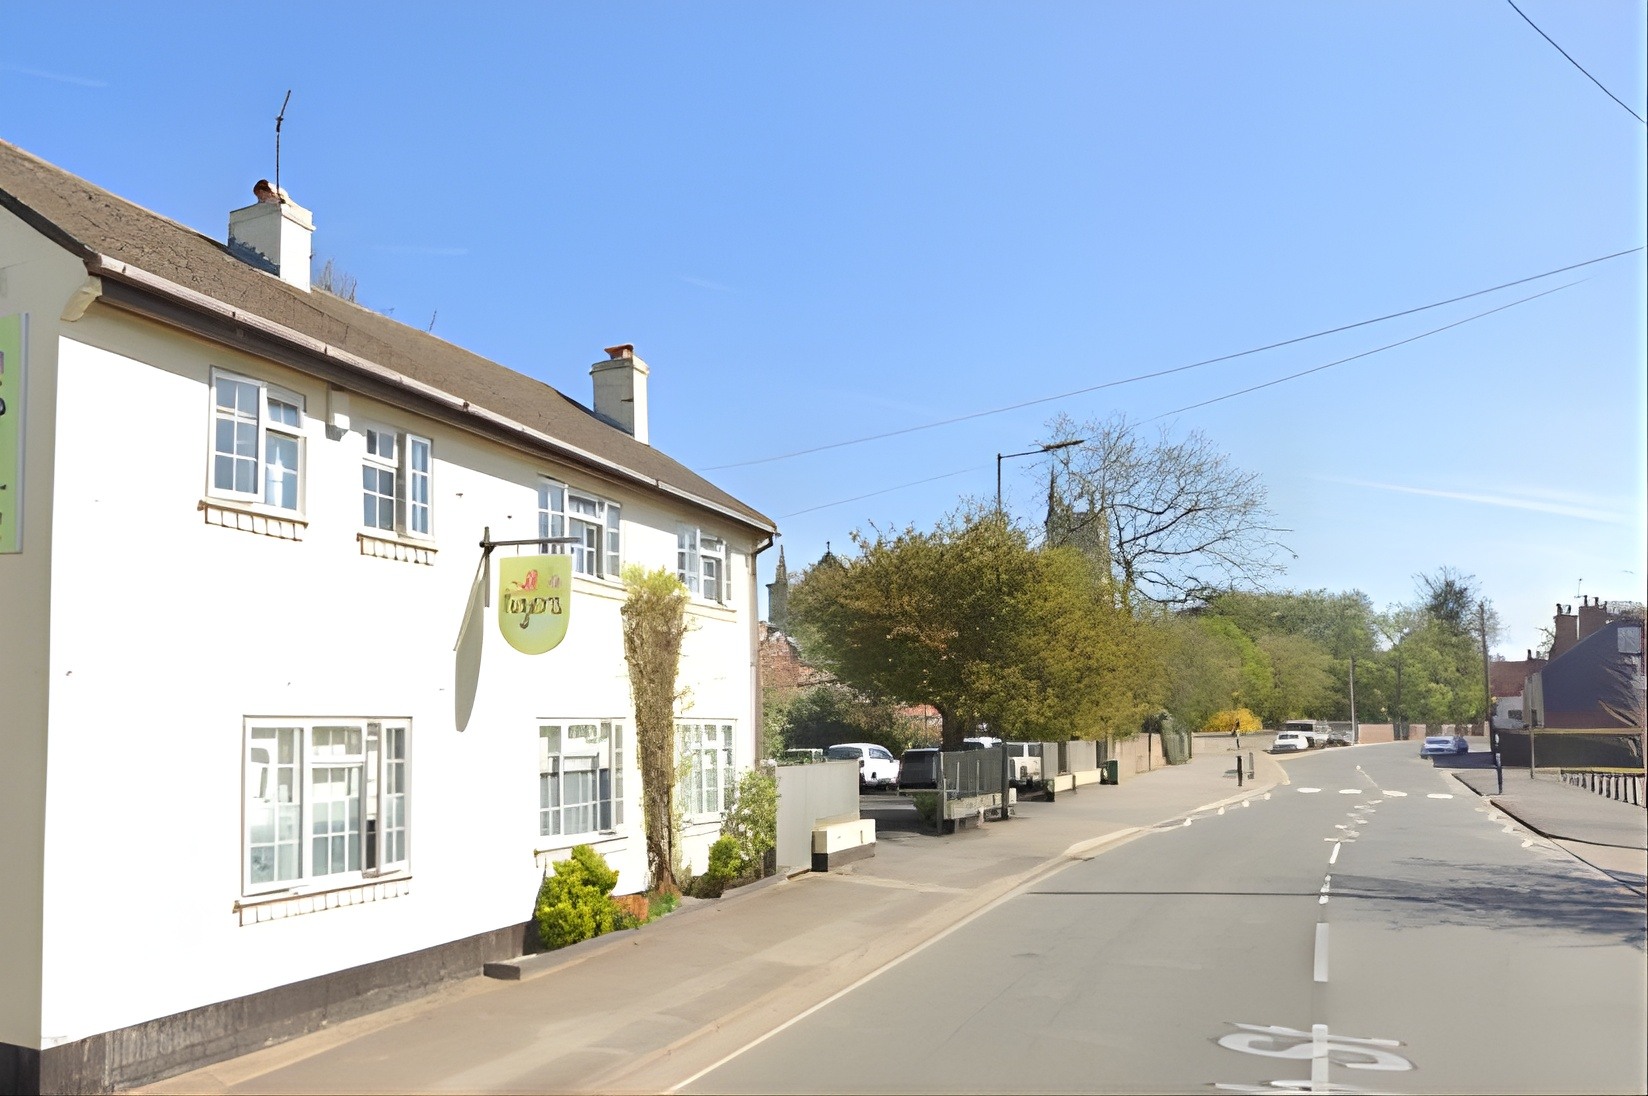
top-left (358, 531), bottom-right (437, 566)
top-left (234, 874), bottom-right (411, 926)
top-left (684, 599), bottom-right (737, 620)
top-left (534, 831), bottom-right (628, 865)
top-left (569, 574), bottom-right (627, 601)
top-left (200, 498), bottom-right (307, 541)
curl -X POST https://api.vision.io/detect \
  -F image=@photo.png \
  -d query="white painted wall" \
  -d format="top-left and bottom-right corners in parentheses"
top-left (22, 277), bottom-right (760, 1045)
top-left (0, 206), bottom-right (85, 1053)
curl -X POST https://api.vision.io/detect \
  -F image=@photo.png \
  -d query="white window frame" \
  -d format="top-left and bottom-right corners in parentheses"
top-left (209, 368), bottom-right (305, 512)
top-left (677, 721), bottom-right (736, 821)
top-left (361, 425), bottom-right (434, 539)
top-left (243, 718), bottom-right (410, 897)
top-left (677, 525), bottom-right (731, 605)
top-left (538, 479), bottom-right (621, 579)
top-left (538, 720), bottom-right (626, 840)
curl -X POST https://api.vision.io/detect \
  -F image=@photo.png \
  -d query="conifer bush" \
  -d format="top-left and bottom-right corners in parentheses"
top-left (534, 844), bottom-right (631, 951)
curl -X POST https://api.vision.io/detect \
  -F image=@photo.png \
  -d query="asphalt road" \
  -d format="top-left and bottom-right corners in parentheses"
top-left (685, 744), bottom-right (1648, 1094)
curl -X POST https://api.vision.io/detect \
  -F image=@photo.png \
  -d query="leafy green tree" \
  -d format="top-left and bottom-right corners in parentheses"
top-left (1254, 632), bottom-right (1337, 726)
top-left (790, 508), bottom-right (1155, 748)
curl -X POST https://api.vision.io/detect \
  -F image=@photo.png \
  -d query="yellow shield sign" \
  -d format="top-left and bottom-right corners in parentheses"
top-left (498, 555), bottom-right (571, 654)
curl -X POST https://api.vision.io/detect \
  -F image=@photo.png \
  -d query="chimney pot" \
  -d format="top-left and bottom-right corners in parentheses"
top-left (604, 344), bottom-right (634, 360)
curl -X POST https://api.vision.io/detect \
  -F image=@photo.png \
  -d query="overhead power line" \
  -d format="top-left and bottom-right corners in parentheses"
top-left (779, 280), bottom-right (1579, 519)
top-left (705, 247), bottom-right (1641, 471)
top-left (1505, 0), bottom-right (1646, 125)
top-left (1146, 280), bottom-right (1579, 422)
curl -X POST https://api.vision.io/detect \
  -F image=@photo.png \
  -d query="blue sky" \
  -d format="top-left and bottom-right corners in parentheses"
top-left (5, 2), bottom-right (1643, 656)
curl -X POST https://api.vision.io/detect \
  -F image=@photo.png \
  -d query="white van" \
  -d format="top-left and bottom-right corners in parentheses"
top-left (1281, 720), bottom-right (1330, 748)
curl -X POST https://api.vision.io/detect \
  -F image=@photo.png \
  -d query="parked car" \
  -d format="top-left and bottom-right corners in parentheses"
top-left (825, 742), bottom-right (901, 789)
top-left (1420, 735), bottom-right (1469, 757)
top-left (897, 747), bottom-right (940, 790)
top-left (779, 748), bottom-right (823, 765)
top-left (1272, 730), bottom-right (1312, 753)
top-left (1325, 728), bottom-right (1354, 747)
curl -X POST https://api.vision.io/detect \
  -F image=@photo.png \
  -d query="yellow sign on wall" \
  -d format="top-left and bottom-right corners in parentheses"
top-left (0, 313), bottom-right (24, 554)
top-left (497, 554), bottom-right (572, 654)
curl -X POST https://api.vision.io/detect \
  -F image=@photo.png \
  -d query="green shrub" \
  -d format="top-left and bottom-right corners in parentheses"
top-left (688, 835), bottom-right (745, 898)
top-left (722, 769), bottom-right (778, 878)
top-left (534, 844), bottom-right (625, 951)
top-left (911, 792), bottom-right (940, 827)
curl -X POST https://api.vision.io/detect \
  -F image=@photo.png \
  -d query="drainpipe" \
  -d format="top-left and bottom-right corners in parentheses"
top-left (751, 533), bottom-right (777, 761)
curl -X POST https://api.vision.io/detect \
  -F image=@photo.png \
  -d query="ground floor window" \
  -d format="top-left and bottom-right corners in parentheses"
top-left (677, 721), bottom-right (736, 819)
top-left (244, 719), bottom-right (408, 894)
top-left (540, 720), bottom-right (625, 838)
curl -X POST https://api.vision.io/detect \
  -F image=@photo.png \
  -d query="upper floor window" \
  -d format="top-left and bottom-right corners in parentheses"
top-left (244, 718), bottom-right (409, 896)
top-left (677, 526), bottom-right (731, 604)
top-left (362, 426), bottom-right (434, 538)
top-left (211, 370), bottom-right (303, 511)
top-left (539, 479), bottom-right (620, 579)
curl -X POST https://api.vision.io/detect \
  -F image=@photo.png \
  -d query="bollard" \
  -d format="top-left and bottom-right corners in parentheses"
top-left (1495, 752), bottom-right (1503, 796)
top-left (1237, 760), bottom-right (1244, 787)
top-left (1248, 752), bottom-right (1255, 779)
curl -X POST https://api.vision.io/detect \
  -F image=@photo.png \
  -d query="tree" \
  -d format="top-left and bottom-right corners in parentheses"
top-left (1199, 588), bottom-right (1378, 722)
top-left (313, 258), bottom-right (358, 302)
top-left (620, 566), bottom-right (690, 895)
top-left (1367, 569), bottom-right (1499, 728)
top-left (789, 508), bottom-right (1157, 748)
top-left (1042, 413), bottom-right (1288, 607)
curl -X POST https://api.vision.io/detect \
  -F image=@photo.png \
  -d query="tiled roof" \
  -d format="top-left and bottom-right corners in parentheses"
top-left (0, 138), bottom-right (773, 533)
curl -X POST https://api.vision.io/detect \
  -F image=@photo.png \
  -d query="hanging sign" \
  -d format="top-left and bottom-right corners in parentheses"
top-left (497, 554), bottom-right (571, 654)
top-left (0, 313), bottom-right (24, 554)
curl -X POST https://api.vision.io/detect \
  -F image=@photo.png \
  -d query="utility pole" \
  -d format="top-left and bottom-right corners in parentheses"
top-left (1348, 655), bottom-right (1357, 744)
top-left (1478, 601), bottom-right (1492, 746)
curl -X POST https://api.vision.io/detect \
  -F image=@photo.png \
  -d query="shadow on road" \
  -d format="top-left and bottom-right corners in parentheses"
top-left (1428, 752), bottom-right (1499, 769)
top-left (1331, 856), bottom-right (1647, 947)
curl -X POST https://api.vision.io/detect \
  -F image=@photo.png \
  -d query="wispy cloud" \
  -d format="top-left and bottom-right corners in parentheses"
top-left (2, 65), bottom-right (107, 89)
top-left (679, 274), bottom-right (734, 293)
top-left (372, 244), bottom-right (470, 257)
top-left (1325, 477), bottom-right (1627, 524)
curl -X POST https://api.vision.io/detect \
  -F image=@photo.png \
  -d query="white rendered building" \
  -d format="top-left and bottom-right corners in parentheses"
top-left (0, 140), bottom-right (775, 1093)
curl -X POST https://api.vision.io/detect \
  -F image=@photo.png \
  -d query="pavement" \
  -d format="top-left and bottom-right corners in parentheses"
top-left (142, 739), bottom-right (1644, 1093)
top-left (1439, 752), bottom-right (1648, 892)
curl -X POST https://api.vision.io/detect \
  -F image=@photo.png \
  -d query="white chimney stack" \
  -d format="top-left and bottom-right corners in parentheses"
top-left (228, 181), bottom-right (314, 292)
top-left (590, 344), bottom-right (650, 444)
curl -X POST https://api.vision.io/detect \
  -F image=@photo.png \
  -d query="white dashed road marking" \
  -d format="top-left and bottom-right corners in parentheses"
top-left (1384, 790), bottom-right (1408, 797)
top-left (1298, 788), bottom-right (1321, 794)
top-left (1427, 793), bottom-right (1453, 800)
top-left (1329, 841), bottom-right (1341, 865)
top-left (1314, 923), bottom-right (1330, 983)
top-left (1339, 788), bottom-right (1361, 795)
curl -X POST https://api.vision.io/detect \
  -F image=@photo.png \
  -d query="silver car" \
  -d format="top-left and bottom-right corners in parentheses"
top-left (1419, 735), bottom-right (1469, 757)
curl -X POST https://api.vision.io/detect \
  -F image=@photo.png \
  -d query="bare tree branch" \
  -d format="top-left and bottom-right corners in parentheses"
top-left (1043, 413), bottom-right (1290, 606)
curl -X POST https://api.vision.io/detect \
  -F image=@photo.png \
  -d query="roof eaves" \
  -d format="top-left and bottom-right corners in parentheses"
top-left (85, 252), bottom-right (777, 536)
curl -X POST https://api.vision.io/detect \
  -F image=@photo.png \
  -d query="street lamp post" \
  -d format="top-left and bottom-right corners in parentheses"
top-left (996, 439), bottom-right (1086, 515)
